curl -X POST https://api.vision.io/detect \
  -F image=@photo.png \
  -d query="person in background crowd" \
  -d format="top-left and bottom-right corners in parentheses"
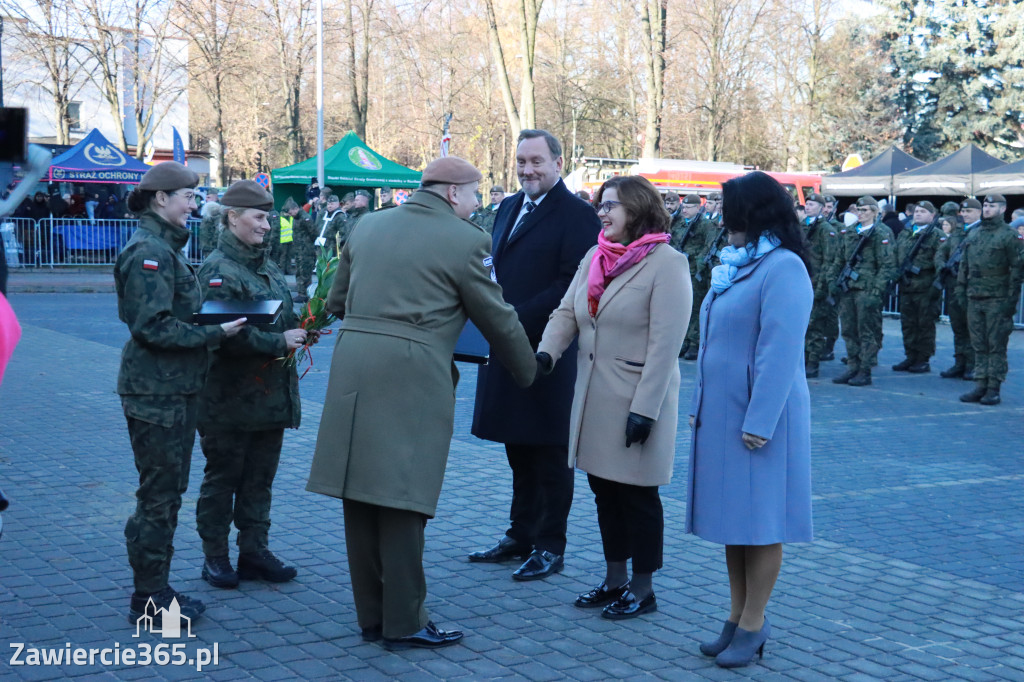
top-left (937, 199), bottom-right (983, 380)
top-left (306, 156), bottom-right (537, 650)
top-left (671, 194), bottom-right (714, 361)
top-left (801, 193), bottom-right (836, 378)
top-left (470, 192), bottom-right (485, 227)
top-left (705, 192), bottom-right (723, 225)
top-left (201, 191), bottom-right (220, 218)
top-left (938, 215), bottom-right (956, 236)
top-left (469, 129), bottom-right (600, 582)
top-left (270, 198), bottom-right (302, 274)
top-left (347, 190), bottom-right (371, 229)
top-left (795, 204), bottom-right (806, 223)
top-left (688, 171), bottom-right (813, 669)
top-left (313, 192), bottom-right (347, 255)
top-left (891, 201), bottom-right (943, 374)
top-left (957, 194), bottom-right (1024, 406)
top-left (85, 193), bottom-right (100, 222)
top-left (663, 191), bottom-right (681, 222)
top-left (292, 202), bottom-right (318, 302)
top-left (576, 190), bottom-right (592, 203)
top-left (115, 161), bottom-right (245, 627)
top-left (199, 202), bottom-right (223, 260)
top-left (693, 198), bottom-right (729, 357)
top-left (476, 186), bottom-right (505, 234)
top-left (900, 202), bottom-right (917, 230)
top-left (830, 196), bottom-right (896, 387)
top-left (537, 175), bottom-right (690, 621)
top-left (195, 180), bottom-right (306, 589)
top-left (378, 186), bottom-right (396, 210)
top-left (306, 178), bottom-right (321, 204)
top-left (49, 192), bottom-right (69, 218)
top-left (1009, 208), bottom-right (1024, 237)
top-left (880, 200), bottom-right (904, 238)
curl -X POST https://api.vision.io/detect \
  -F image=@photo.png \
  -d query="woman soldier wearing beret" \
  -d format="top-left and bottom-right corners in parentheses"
top-left (195, 180), bottom-right (308, 588)
top-left (116, 162), bottom-right (246, 626)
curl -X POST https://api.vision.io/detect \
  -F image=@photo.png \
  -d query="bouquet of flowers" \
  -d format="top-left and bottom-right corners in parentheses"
top-left (281, 243), bottom-right (340, 377)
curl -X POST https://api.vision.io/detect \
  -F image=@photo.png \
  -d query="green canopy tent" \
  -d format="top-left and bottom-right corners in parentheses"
top-left (270, 131), bottom-right (422, 208)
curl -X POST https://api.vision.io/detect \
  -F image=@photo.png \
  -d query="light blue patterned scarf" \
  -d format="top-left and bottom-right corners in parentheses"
top-left (710, 234), bottom-right (780, 294)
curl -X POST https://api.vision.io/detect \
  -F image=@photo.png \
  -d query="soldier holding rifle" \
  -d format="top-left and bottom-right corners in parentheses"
top-left (890, 201), bottom-right (943, 374)
top-left (935, 198), bottom-right (982, 379)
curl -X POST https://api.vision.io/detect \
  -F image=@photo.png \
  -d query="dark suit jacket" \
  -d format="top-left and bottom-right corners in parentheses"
top-left (472, 178), bottom-right (600, 446)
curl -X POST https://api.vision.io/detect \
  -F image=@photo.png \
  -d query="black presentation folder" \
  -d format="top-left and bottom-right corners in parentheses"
top-left (194, 300), bottom-right (283, 325)
top-left (454, 321), bottom-right (490, 364)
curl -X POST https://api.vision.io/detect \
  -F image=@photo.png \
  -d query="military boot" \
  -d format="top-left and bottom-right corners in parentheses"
top-left (683, 347), bottom-right (699, 361)
top-left (848, 368), bottom-right (872, 386)
top-left (805, 361), bottom-right (820, 378)
top-left (959, 382), bottom-right (987, 403)
top-left (823, 338), bottom-right (836, 361)
top-left (940, 361), bottom-right (965, 378)
top-left (128, 586), bottom-right (205, 625)
top-left (238, 549), bottom-right (298, 583)
top-left (963, 366), bottom-right (976, 381)
top-left (832, 367), bottom-right (858, 384)
top-left (892, 358), bottom-right (914, 372)
top-left (907, 361), bottom-right (930, 374)
top-left (980, 382), bottom-right (1001, 406)
top-left (202, 555), bottom-right (239, 589)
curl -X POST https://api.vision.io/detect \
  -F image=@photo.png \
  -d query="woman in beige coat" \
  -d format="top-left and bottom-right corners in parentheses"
top-left (537, 176), bottom-right (691, 620)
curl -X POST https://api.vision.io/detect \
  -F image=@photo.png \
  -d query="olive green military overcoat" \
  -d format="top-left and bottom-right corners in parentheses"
top-left (306, 190), bottom-right (537, 517)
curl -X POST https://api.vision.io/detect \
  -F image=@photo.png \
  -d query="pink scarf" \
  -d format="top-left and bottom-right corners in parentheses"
top-left (0, 293), bottom-right (21, 387)
top-left (587, 231), bottom-right (669, 316)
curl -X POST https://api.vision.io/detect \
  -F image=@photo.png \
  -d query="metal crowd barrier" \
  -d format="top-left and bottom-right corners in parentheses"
top-left (1, 217), bottom-right (42, 267)
top-left (15, 218), bottom-right (205, 267)
top-left (885, 286), bottom-right (1024, 329)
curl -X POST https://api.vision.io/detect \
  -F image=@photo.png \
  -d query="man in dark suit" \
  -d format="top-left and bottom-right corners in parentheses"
top-left (469, 129), bottom-right (600, 580)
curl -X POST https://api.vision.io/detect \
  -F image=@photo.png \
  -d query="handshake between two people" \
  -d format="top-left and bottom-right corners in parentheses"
top-left (533, 351), bottom-right (654, 449)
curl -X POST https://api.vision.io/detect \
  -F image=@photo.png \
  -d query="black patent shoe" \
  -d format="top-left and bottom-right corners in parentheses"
top-left (202, 555), bottom-right (239, 589)
top-left (512, 549), bottom-right (564, 581)
top-left (468, 536), bottom-right (532, 563)
top-left (574, 581), bottom-right (628, 608)
top-left (237, 549), bottom-right (298, 583)
top-left (601, 590), bottom-right (657, 620)
top-left (383, 621), bottom-right (464, 650)
top-left (360, 625), bottom-right (383, 642)
top-left (128, 586), bottom-right (204, 625)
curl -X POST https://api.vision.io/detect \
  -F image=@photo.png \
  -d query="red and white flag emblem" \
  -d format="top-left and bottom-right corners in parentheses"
top-left (209, 278), bottom-right (223, 287)
top-left (142, 259), bottom-right (159, 271)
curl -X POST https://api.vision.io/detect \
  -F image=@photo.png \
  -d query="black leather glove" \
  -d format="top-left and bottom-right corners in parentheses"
top-left (535, 351), bottom-right (554, 376)
top-left (625, 412), bottom-right (655, 448)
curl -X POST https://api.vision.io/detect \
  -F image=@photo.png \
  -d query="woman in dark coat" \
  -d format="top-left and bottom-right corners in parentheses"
top-left (687, 171), bottom-right (814, 668)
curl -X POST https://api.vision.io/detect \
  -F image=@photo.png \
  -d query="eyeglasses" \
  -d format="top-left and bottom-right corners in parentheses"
top-left (596, 200), bottom-right (622, 213)
top-left (170, 190), bottom-right (195, 200)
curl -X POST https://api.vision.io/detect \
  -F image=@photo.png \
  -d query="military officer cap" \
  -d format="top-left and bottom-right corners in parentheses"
top-left (916, 200), bottom-right (937, 214)
top-left (220, 179), bottom-right (273, 211)
top-left (941, 201), bottom-right (961, 215)
top-left (855, 195), bottom-right (879, 208)
top-left (490, 185), bottom-right (505, 193)
top-left (138, 161), bottom-right (200, 192)
top-left (682, 194), bottom-right (702, 205)
top-left (421, 156), bottom-right (483, 185)
top-left (806, 193), bottom-right (825, 205)
top-left (961, 198), bottom-right (982, 210)
top-left (984, 193), bottom-right (1007, 204)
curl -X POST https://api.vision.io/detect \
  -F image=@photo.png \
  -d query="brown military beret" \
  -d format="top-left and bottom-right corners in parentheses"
top-left (490, 185), bottom-right (505, 194)
top-left (961, 198), bottom-right (982, 210)
top-left (220, 180), bottom-right (273, 211)
top-left (682, 193), bottom-right (703, 205)
top-left (138, 161), bottom-right (200, 192)
top-left (984, 194), bottom-right (1006, 204)
top-left (916, 200), bottom-right (937, 214)
top-left (421, 156), bottom-right (483, 185)
top-left (806, 193), bottom-right (825, 205)
top-left (708, 192), bottom-right (723, 201)
top-left (856, 195), bottom-right (879, 208)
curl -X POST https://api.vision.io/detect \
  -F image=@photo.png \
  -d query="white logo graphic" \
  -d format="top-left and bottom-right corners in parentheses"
top-left (133, 598), bottom-right (195, 639)
top-left (84, 143), bottom-right (128, 167)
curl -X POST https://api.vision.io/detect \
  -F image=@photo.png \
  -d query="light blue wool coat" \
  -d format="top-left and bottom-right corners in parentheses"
top-left (686, 247), bottom-right (814, 545)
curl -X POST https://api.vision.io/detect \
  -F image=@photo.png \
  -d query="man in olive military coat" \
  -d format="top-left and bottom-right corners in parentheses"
top-left (937, 199), bottom-right (983, 379)
top-left (670, 194), bottom-right (713, 360)
top-left (802, 193), bottom-right (837, 377)
top-left (306, 157), bottom-right (537, 650)
top-left (891, 201), bottom-right (943, 373)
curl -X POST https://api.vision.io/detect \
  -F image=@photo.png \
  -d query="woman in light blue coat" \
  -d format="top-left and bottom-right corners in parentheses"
top-left (687, 171), bottom-right (814, 668)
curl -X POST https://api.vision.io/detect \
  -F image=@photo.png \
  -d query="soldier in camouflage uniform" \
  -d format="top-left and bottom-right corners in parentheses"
top-left (198, 203), bottom-right (223, 260)
top-left (115, 162), bottom-right (245, 626)
top-left (936, 199), bottom-right (983, 379)
top-left (820, 194), bottom-right (843, 360)
top-left (345, 189), bottom-right (371, 235)
top-left (830, 196), bottom-right (896, 386)
top-left (670, 194), bottom-right (714, 359)
top-left (377, 186), bottom-right (397, 210)
top-left (704, 191), bottom-right (723, 225)
top-left (313, 192), bottom-right (347, 254)
top-left (891, 201), bottom-right (943, 373)
top-left (475, 186), bottom-right (505, 234)
top-left (802, 193), bottom-right (837, 377)
top-left (195, 180), bottom-right (305, 588)
top-left (691, 202), bottom-right (729, 358)
top-left (957, 194), bottom-right (1024, 405)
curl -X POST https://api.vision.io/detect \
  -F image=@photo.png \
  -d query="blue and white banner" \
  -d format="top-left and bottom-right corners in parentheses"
top-left (172, 127), bottom-right (186, 164)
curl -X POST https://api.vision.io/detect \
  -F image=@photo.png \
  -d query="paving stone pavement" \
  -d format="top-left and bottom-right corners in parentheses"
top-left (1, 293), bottom-right (1023, 681)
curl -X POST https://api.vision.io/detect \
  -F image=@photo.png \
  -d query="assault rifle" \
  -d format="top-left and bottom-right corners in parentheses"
top-left (826, 229), bottom-right (872, 306)
top-left (674, 219), bottom-right (701, 281)
top-left (701, 226), bottom-right (727, 270)
top-left (932, 230), bottom-right (971, 292)
top-left (885, 224), bottom-right (934, 298)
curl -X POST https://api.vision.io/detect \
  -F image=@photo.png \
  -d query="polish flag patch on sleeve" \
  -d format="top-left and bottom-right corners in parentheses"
top-left (881, 239), bottom-right (890, 244)
top-left (142, 259), bottom-right (159, 270)
top-left (209, 277), bottom-right (223, 287)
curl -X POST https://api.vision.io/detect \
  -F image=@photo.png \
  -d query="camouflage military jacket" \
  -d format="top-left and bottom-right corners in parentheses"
top-left (699, 221), bottom-right (730, 271)
top-left (115, 211), bottom-right (223, 397)
top-left (315, 209), bottom-right (347, 252)
top-left (830, 222), bottom-right (896, 294)
top-left (669, 215), bottom-right (713, 274)
top-left (957, 217), bottom-right (1024, 299)
top-left (199, 207), bottom-right (222, 252)
top-left (197, 228), bottom-right (301, 432)
top-left (805, 217), bottom-right (836, 296)
top-left (894, 224), bottom-right (942, 293)
top-left (933, 222), bottom-right (976, 288)
top-left (476, 205), bottom-right (500, 234)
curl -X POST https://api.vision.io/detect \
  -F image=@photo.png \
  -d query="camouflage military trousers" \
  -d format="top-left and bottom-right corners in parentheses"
top-left (123, 395), bottom-right (197, 594)
top-left (687, 273), bottom-right (709, 348)
top-left (839, 289), bottom-right (884, 371)
top-left (825, 298), bottom-right (839, 348)
top-left (946, 288), bottom-right (975, 369)
top-left (196, 429), bottom-right (284, 557)
top-left (967, 297), bottom-right (1016, 384)
top-left (899, 289), bottom-right (940, 361)
top-left (805, 296), bottom-right (832, 363)
top-left (295, 243), bottom-right (315, 295)
top-left (273, 241), bottom-right (295, 275)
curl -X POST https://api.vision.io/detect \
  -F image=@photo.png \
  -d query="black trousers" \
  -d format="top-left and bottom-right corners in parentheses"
top-left (505, 443), bottom-right (573, 555)
top-left (588, 473), bottom-right (663, 574)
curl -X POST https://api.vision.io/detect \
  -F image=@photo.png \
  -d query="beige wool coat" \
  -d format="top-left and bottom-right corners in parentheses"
top-left (305, 190), bottom-right (537, 517)
top-left (538, 243), bottom-right (692, 487)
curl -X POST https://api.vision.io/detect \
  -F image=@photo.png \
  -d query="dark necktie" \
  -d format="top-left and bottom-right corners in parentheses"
top-left (509, 201), bottom-right (535, 238)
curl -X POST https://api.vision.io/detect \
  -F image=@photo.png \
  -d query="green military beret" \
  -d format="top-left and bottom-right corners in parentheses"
top-left (940, 201), bottom-right (961, 215)
top-left (916, 200), bottom-right (937, 214)
top-left (708, 192), bottom-right (723, 201)
top-left (490, 185), bottom-right (505, 194)
top-left (682, 193), bottom-right (702, 205)
top-left (806, 193), bottom-right (825, 205)
top-left (138, 161), bottom-right (200, 192)
top-left (961, 198), bottom-right (982, 210)
top-left (984, 194), bottom-right (1006, 204)
top-left (354, 189), bottom-right (371, 198)
top-left (220, 179), bottom-right (273, 211)
top-left (856, 195), bottom-right (879, 208)
top-left (824, 194), bottom-right (837, 203)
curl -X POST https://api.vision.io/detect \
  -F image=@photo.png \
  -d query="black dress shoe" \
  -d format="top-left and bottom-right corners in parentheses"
top-left (202, 555), bottom-right (239, 589)
top-left (468, 536), bottom-right (532, 563)
top-left (360, 625), bottom-right (382, 642)
top-left (512, 549), bottom-right (564, 581)
top-left (601, 590), bottom-right (657, 620)
top-left (575, 581), bottom-right (628, 608)
top-left (382, 621), bottom-right (464, 650)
